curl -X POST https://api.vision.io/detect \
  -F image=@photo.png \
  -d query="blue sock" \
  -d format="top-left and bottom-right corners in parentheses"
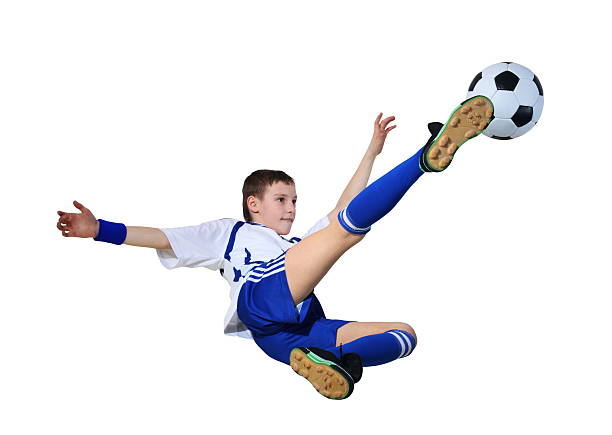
top-left (338, 147), bottom-right (425, 234)
top-left (329, 329), bottom-right (417, 367)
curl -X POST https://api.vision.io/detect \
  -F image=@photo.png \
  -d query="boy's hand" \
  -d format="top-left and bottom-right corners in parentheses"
top-left (56, 200), bottom-right (99, 238)
top-left (367, 113), bottom-right (396, 156)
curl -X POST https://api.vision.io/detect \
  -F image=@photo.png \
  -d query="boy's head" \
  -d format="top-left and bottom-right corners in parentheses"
top-left (242, 170), bottom-right (297, 235)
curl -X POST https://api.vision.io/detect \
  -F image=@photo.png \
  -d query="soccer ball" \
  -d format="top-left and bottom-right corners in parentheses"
top-left (466, 62), bottom-right (544, 140)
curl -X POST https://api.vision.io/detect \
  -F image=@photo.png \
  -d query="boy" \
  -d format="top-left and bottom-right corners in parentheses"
top-left (56, 96), bottom-right (494, 400)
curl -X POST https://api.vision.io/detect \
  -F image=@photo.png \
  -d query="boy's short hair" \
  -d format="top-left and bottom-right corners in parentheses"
top-left (242, 170), bottom-right (295, 222)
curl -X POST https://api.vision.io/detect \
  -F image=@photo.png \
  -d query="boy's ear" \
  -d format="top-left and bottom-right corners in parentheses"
top-left (247, 195), bottom-right (259, 215)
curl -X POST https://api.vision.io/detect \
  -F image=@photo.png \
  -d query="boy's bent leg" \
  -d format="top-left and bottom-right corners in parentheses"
top-left (285, 216), bottom-right (365, 305)
top-left (332, 323), bottom-right (417, 367)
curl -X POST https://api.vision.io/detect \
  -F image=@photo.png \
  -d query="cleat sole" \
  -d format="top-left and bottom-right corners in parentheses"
top-left (289, 348), bottom-right (353, 400)
top-left (425, 96), bottom-right (494, 171)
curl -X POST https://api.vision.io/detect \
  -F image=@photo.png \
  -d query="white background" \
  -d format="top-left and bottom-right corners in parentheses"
top-left (1, 1), bottom-right (611, 434)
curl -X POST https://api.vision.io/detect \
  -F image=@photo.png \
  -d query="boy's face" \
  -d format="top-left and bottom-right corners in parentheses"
top-left (248, 181), bottom-right (297, 235)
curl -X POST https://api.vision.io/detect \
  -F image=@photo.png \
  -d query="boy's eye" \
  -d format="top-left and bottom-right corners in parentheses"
top-left (277, 198), bottom-right (284, 202)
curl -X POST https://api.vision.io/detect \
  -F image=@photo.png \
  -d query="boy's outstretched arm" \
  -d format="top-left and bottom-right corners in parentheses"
top-left (327, 113), bottom-right (396, 220)
top-left (56, 200), bottom-right (171, 250)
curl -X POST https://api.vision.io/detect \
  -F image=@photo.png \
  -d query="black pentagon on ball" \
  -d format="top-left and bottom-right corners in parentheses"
top-left (533, 74), bottom-right (544, 96)
top-left (512, 106), bottom-right (533, 127)
top-left (468, 72), bottom-right (482, 92)
top-left (495, 70), bottom-right (519, 91)
top-left (492, 135), bottom-right (512, 140)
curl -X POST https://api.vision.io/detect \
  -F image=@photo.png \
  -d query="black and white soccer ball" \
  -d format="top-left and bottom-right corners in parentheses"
top-left (466, 62), bottom-right (544, 140)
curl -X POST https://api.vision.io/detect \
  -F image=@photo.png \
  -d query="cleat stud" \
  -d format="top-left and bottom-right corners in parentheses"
top-left (439, 135), bottom-right (450, 146)
top-left (299, 368), bottom-right (310, 377)
top-left (486, 108), bottom-right (493, 118)
top-left (450, 117), bottom-right (460, 127)
top-left (478, 121), bottom-right (488, 130)
top-left (430, 147), bottom-right (441, 159)
top-left (460, 106), bottom-right (472, 114)
top-left (439, 156), bottom-right (451, 167)
top-left (465, 130), bottom-right (476, 138)
top-left (295, 354), bottom-right (302, 361)
top-left (447, 143), bottom-right (458, 155)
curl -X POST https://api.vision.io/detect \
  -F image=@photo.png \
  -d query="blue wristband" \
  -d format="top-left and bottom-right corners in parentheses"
top-left (94, 219), bottom-right (127, 245)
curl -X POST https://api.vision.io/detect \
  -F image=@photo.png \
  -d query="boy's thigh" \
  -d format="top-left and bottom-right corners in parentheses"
top-left (285, 217), bottom-right (365, 305)
top-left (336, 321), bottom-right (417, 347)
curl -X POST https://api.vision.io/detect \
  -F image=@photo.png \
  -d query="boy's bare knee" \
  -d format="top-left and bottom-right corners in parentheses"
top-left (329, 213), bottom-right (367, 244)
top-left (392, 322), bottom-right (417, 344)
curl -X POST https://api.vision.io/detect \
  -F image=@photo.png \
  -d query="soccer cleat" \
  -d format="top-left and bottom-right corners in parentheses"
top-left (420, 96), bottom-right (494, 172)
top-left (289, 347), bottom-right (361, 400)
top-left (340, 352), bottom-right (363, 383)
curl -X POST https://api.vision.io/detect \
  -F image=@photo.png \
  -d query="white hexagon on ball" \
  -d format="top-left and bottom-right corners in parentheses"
top-left (514, 79), bottom-right (540, 106)
top-left (471, 77), bottom-right (497, 100)
top-left (491, 91), bottom-right (519, 119)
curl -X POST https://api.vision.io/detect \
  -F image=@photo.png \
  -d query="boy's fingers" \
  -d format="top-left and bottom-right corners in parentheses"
top-left (73, 200), bottom-right (87, 212)
top-left (57, 211), bottom-right (65, 216)
top-left (381, 116), bottom-right (395, 128)
top-left (374, 113), bottom-right (382, 125)
top-left (385, 125), bottom-right (397, 132)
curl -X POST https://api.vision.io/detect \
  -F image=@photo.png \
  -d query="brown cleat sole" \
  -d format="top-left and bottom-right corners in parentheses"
top-left (425, 96), bottom-right (494, 171)
top-left (289, 348), bottom-right (353, 400)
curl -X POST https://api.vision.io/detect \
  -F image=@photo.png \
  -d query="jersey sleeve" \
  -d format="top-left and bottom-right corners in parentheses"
top-left (301, 214), bottom-right (330, 239)
top-left (156, 218), bottom-right (235, 270)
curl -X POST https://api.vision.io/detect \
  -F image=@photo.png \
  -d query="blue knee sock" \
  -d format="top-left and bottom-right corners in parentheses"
top-left (338, 147), bottom-right (425, 234)
top-left (330, 329), bottom-right (417, 367)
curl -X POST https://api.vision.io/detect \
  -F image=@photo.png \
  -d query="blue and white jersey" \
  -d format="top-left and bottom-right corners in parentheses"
top-left (156, 215), bottom-right (330, 339)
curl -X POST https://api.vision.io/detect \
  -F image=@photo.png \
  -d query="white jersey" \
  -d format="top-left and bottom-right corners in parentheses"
top-left (156, 215), bottom-right (330, 339)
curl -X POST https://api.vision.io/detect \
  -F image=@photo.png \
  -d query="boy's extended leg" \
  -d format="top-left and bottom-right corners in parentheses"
top-left (285, 96), bottom-right (494, 305)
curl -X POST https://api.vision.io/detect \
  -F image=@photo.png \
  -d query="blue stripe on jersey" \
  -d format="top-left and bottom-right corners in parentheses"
top-left (224, 221), bottom-right (245, 261)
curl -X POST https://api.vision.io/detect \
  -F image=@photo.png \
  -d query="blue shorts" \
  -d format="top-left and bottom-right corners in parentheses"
top-left (237, 253), bottom-right (353, 365)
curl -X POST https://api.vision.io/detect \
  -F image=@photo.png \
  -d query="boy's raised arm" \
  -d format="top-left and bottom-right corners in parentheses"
top-left (56, 200), bottom-right (171, 250)
top-left (327, 113), bottom-right (396, 221)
